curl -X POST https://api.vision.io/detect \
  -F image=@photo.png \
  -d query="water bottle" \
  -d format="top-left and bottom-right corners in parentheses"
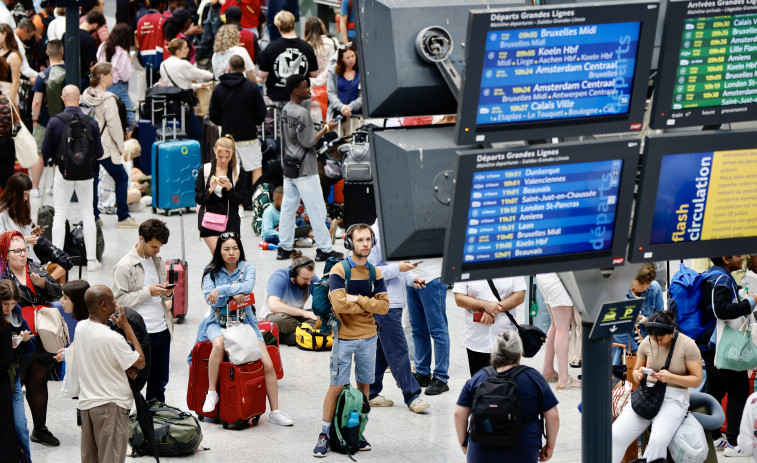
top-left (346, 411), bottom-right (359, 428)
top-left (259, 241), bottom-right (279, 250)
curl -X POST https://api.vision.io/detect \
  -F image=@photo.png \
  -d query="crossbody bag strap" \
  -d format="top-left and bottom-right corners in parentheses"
top-left (161, 61), bottom-right (180, 87)
top-left (662, 332), bottom-right (679, 371)
top-left (487, 278), bottom-right (519, 328)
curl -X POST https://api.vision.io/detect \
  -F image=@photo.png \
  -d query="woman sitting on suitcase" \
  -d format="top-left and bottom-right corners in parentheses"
top-left (195, 135), bottom-right (242, 254)
top-left (195, 232), bottom-right (294, 426)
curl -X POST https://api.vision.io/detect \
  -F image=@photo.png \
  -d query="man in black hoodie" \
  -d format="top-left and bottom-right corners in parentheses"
top-left (209, 55), bottom-right (267, 207)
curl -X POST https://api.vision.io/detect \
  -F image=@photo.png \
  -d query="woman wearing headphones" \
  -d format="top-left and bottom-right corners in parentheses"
top-left (611, 311), bottom-right (702, 463)
top-left (194, 232), bottom-right (293, 426)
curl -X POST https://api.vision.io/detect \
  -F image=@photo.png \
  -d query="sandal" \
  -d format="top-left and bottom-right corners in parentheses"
top-left (556, 377), bottom-right (581, 390)
top-left (542, 371), bottom-right (559, 383)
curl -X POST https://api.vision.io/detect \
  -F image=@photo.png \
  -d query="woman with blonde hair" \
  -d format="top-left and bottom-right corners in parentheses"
top-left (195, 135), bottom-right (241, 253)
top-left (81, 62), bottom-right (140, 229)
top-left (211, 24), bottom-right (256, 81)
top-left (0, 23), bottom-right (22, 105)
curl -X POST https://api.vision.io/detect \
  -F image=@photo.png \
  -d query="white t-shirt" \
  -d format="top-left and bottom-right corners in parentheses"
top-left (212, 47), bottom-right (255, 78)
top-left (535, 273), bottom-right (573, 308)
top-left (411, 257), bottom-right (443, 283)
top-left (133, 257), bottom-right (167, 333)
top-left (74, 320), bottom-right (140, 411)
top-left (452, 277), bottom-right (528, 353)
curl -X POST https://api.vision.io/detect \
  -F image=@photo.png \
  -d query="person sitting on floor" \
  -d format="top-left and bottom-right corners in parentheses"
top-left (265, 256), bottom-right (319, 346)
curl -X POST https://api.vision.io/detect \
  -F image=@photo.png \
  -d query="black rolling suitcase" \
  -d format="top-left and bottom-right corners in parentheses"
top-left (343, 181), bottom-right (376, 229)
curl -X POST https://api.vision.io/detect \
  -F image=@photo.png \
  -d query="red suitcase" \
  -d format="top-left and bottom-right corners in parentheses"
top-left (187, 341), bottom-right (218, 421)
top-left (218, 360), bottom-right (267, 429)
top-left (167, 213), bottom-right (188, 323)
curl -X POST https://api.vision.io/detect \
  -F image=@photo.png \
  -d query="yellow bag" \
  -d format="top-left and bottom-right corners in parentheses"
top-left (296, 323), bottom-right (333, 351)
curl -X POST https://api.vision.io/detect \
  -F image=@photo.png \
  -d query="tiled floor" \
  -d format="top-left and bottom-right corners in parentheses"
top-left (24, 169), bottom-right (742, 462)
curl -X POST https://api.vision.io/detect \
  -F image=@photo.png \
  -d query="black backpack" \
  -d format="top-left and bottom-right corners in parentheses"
top-left (469, 365), bottom-right (537, 447)
top-left (55, 112), bottom-right (97, 180)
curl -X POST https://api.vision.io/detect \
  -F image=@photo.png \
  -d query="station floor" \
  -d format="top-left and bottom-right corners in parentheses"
top-left (25, 174), bottom-right (741, 462)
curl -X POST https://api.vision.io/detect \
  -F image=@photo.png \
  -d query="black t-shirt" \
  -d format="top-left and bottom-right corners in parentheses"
top-left (258, 37), bottom-right (318, 102)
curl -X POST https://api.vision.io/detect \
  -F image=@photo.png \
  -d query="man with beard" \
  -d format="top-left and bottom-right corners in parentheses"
top-left (265, 256), bottom-right (319, 346)
top-left (313, 223), bottom-right (389, 457)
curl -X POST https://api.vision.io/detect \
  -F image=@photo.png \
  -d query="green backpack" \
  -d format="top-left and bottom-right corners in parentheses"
top-left (329, 385), bottom-right (370, 456)
top-left (311, 258), bottom-right (375, 333)
top-left (45, 65), bottom-right (66, 118)
top-left (251, 183), bottom-right (275, 236)
top-left (129, 401), bottom-right (203, 456)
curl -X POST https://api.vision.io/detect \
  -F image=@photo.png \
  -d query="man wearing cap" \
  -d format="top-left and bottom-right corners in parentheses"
top-left (224, 5), bottom-right (259, 63)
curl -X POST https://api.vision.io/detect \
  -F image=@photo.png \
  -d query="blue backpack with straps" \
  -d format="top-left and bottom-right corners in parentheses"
top-left (668, 263), bottom-right (727, 344)
top-left (311, 258), bottom-right (375, 333)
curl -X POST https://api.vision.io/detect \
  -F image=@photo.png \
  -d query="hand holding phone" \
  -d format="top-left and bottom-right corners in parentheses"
top-left (164, 283), bottom-right (178, 290)
top-left (641, 367), bottom-right (655, 375)
top-left (412, 261), bottom-right (423, 266)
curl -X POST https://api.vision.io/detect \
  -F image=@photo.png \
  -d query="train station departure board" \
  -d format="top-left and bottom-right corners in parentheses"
top-left (443, 139), bottom-right (639, 282)
top-left (456, 1), bottom-right (658, 144)
top-left (651, 0), bottom-right (757, 128)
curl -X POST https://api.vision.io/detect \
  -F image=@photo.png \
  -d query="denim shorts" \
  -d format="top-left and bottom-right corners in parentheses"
top-left (330, 335), bottom-right (377, 386)
top-left (205, 319), bottom-right (264, 343)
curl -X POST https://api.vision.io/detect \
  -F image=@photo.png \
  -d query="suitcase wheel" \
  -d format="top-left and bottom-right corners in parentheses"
top-left (251, 416), bottom-right (260, 426)
top-left (175, 314), bottom-right (185, 324)
top-left (222, 422), bottom-right (228, 429)
top-left (152, 207), bottom-right (157, 213)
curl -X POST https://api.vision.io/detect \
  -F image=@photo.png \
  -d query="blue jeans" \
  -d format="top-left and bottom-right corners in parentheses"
top-left (406, 278), bottom-right (450, 382)
top-left (279, 174), bottom-right (332, 252)
top-left (146, 329), bottom-right (171, 403)
top-left (370, 307), bottom-right (421, 406)
top-left (93, 157), bottom-right (131, 221)
top-left (330, 335), bottom-right (377, 386)
top-left (262, 235), bottom-right (279, 245)
top-left (13, 374), bottom-right (30, 459)
top-left (199, 7), bottom-right (222, 60)
top-left (106, 81), bottom-right (134, 125)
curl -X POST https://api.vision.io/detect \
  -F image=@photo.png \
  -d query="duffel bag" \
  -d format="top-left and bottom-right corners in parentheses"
top-left (129, 400), bottom-right (203, 456)
top-left (296, 322), bottom-right (333, 351)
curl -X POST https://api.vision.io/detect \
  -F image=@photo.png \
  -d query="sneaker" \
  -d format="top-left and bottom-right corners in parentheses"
top-left (277, 248), bottom-right (303, 260)
top-left (714, 437), bottom-right (728, 451)
top-left (141, 196), bottom-right (153, 207)
top-left (30, 188), bottom-right (40, 198)
top-left (269, 409), bottom-right (294, 426)
top-left (359, 438), bottom-right (371, 451)
top-left (202, 391), bottom-right (219, 413)
top-left (425, 377), bottom-right (449, 396)
top-left (413, 372), bottom-right (431, 388)
top-left (408, 397), bottom-right (430, 414)
top-left (117, 217), bottom-right (141, 228)
top-left (86, 260), bottom-right (102, 272)
top-left (238, 206), bottom-right (246, 218)
top-left (30, 427), bottom-right (59, 446)
top-left (724, 444), bottom-right (743, 456)
top-left (128, 201), bottom-right (146, 212)
top-left (368, 395), bottom-right (394, 407)
top-left (295, 237), bottom-right (315, 248)
top-left (313, 433), bottom-right (329, 458)
top-left (315, 249), bottom-right (344, 262)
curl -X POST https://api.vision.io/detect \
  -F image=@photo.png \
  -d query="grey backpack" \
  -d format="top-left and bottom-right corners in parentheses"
top-left (339, 142), bottom-right (371, 181)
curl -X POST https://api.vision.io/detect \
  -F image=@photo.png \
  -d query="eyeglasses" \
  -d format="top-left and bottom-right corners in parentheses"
top-left (220, 232), bottom-right (239, 240)
top-left (339, 42), bottom-right (353, 50)
top-left (8, 248), bottom-right (27, 255)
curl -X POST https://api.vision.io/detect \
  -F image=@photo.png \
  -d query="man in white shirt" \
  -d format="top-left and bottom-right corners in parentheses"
top-left (0, 0), bottom-right (16, 29)
top-left (453, 277), bottom-right (527, 376)
top-left (14, 20), bottom-right (38, 82)
top-left (76, 285), bottom-right (145, 463)
top-left (112, 219), bottom-right (174, 402)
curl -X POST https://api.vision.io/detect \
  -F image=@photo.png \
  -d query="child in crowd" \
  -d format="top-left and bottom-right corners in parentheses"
top-left (261, 186), bottom-right (314, 247)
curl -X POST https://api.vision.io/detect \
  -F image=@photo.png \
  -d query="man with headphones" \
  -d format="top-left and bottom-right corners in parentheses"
top-left (313, 223), bottom-right (390, 457)
top-left (112, 219), bottom-right (175, 403)
top-left (265, 256), bottom-right (320, 346)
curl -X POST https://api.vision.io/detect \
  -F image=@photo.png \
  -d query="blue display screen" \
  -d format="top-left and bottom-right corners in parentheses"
top-left (463, 159), bottom-right (622, 264)
top-left (477, 22), bottom-right (641, 125)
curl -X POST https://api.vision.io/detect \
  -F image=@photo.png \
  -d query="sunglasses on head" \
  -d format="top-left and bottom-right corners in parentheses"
top-left (339, 42), bottom-right (353, 50)
top-left (220, 232), bottom-right (239, 240)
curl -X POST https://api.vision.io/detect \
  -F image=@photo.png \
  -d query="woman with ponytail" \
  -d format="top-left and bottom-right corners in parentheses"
top-left (195, 135), bottom-right (241, 253)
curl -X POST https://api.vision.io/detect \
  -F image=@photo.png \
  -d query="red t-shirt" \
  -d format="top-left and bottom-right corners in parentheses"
top-left (238, 28), bottom-right (256, 63)
top-left (221, 0), bottom-right (261, 29)
top-left (136, 12), bottom-right (167, 53)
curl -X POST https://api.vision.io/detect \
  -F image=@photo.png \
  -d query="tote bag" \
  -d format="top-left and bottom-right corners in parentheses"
top-left (11, 102), bottom-right (37, 168)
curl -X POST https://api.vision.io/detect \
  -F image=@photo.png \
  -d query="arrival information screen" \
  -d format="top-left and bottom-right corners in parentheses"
top-left (463, 158), bottom-right (623, 264)
top-left (651, 148), bottom-right (757, 244)
top-left (671, 13), bottom-right (757, 110)
top-left (477, 22), bottom-right (640, 125)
